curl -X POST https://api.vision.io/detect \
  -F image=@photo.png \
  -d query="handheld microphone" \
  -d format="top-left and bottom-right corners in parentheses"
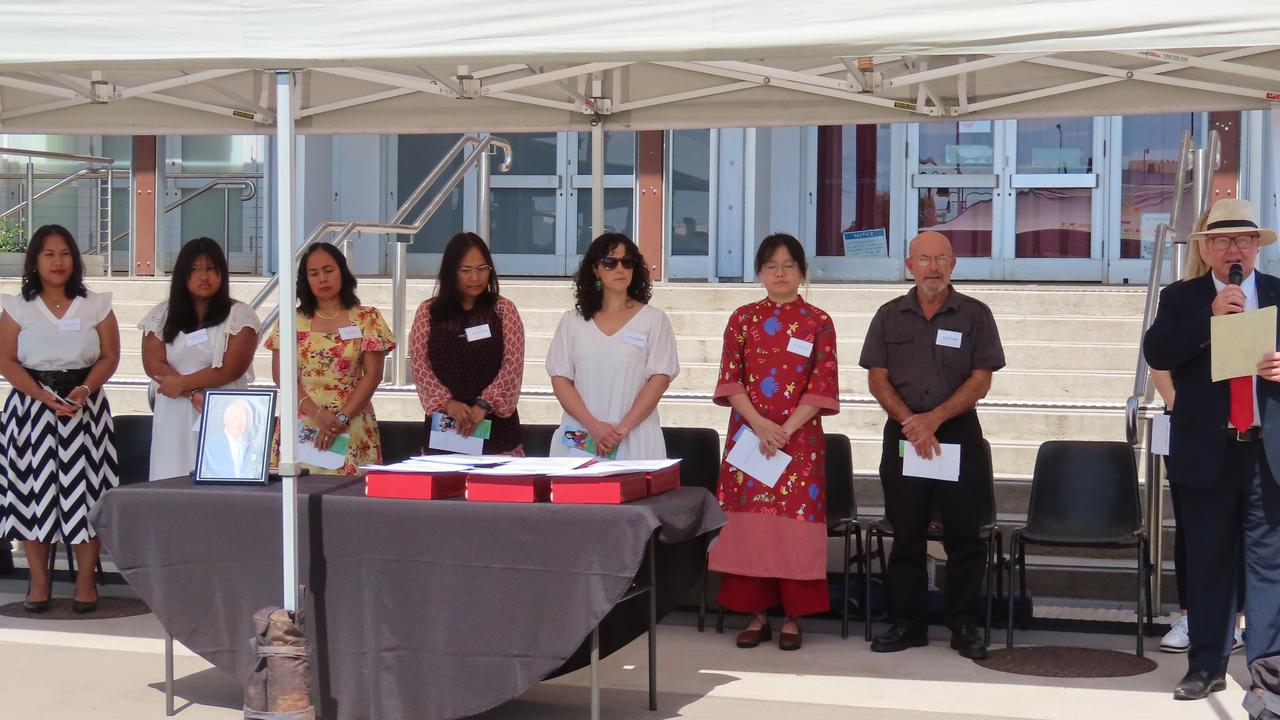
top-left (1229, 263), bottom-right (1244, 286)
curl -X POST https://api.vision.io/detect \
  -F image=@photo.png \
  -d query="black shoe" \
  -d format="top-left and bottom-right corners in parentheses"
top-left (72, 596), bottom-right (98, 615)
top-left (871, 623), bottom-right (929, 653)
top-left (950, 624), bottom-right (989, 660)
top-left (1173, 670), bottom-right (1227, 701)
top-left (23, 598), bottom-right (50, 614)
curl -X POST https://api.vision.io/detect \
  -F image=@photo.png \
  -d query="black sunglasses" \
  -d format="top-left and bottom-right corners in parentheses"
top-left (598, 257), bottom-right (637, 271)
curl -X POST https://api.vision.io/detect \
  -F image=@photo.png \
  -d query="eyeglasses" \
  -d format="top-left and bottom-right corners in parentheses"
top-left (1206, 235), bottom-right (1259, 251)
top-left (761, 261), bottom-right (798, 274)
top-left (598, 257), bottom-right (637, 271)
top-left (911, 255), bottom-right (953, 267)
top-left (457, 264), bottom-right (492, 278)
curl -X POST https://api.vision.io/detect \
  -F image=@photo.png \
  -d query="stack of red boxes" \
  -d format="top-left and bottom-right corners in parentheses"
top-left (365, 470), bottom-right (467, 500)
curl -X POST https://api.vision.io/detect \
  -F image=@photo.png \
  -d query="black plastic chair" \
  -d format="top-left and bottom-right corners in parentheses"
top-left (863, 439), bottom-right (1005, 644)
top-left (1007, 440), bottom-right (1151, 656)
top-left (521, 424), bottom-right (557, 457)
top-left (702, 433), bottom-right (864, 639)
top-left (378, 419), bottom-right (426, 464)
top-left (113, 415), bottom-right (154, 485)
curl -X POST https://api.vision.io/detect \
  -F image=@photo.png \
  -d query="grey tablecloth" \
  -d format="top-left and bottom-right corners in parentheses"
top-left (90, 476), bottom-right (724, 720)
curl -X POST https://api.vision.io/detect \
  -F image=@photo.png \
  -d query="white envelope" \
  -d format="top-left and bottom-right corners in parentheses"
top-left (1151, 414), bottom-right (1171, 456)
top-left (428, 427), bottom-right (484, 455)
top-left (902, 442), bottom-right (962, 482)
top-left (725, 427), bottom-right (791, 489)
top-left (297, 433), bottom-right (349, 470)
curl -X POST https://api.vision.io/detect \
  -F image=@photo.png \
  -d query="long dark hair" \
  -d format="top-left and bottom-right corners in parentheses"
top-left (573, 233), bottom-right (651, 321)
top-left (430, 232), bottom-right (500, 323)
top-left (297, 242), bottom-right (360, 318)
top-left (754, 233), bottom-right (808, 278)
top-left (162, 238), bottom-right (233, 344)
top-left (21, 224), bottom-right (88, 301)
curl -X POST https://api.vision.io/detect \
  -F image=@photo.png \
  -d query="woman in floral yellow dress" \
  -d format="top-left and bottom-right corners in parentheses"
top-left (265, 242), bottom-right (395, 474)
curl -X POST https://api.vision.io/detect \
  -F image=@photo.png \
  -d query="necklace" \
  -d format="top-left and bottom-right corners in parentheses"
top-left (315, 309), bottom-right (341, 320)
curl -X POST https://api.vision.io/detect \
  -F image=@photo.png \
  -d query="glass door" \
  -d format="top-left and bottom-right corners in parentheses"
top-left (908, 120), bottom-right (1002, 280)
top-left (487, 133), bottom-right (569, 275)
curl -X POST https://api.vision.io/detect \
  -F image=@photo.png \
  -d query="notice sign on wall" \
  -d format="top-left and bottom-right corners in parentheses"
top-left (1140, 212), bottom-right (1171, 260)
top-left (843, 228), bottom-right (889, 258)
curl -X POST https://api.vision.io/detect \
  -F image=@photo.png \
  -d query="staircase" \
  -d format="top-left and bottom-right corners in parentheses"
top-left (0, 277), bottom-right (1169, 610)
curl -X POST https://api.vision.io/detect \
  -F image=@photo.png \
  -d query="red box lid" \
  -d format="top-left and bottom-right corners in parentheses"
top-left (465, 474), bottom-right (552, 502)
top-left (365, 472), bottom-right (466, 500)
top-left (550, 472), bottom-right (649, 504)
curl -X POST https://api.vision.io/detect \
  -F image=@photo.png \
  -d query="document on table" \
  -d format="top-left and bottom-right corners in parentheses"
top-left (1211, 306), bottom-right (1277, 382)
top-left (902, 442), bottom-right (962, 482)
top-left (725, 427), bottom-right (791, 488)
top-left (466, 456), bottom-right (594, 475)
top-left (409, 454), bottom-right (512, 467)
top-left (360, 460), bottom-right (469, 473)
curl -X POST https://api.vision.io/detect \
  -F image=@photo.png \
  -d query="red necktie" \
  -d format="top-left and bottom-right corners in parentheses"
top-left (1230, 376), bottom-right (1254, 433)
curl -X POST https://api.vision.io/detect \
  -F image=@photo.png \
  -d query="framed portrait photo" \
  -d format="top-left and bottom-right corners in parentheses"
top-left (194, 389), bottom-right (276, 485)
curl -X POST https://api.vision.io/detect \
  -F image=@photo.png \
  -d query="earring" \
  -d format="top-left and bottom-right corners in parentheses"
top-left (594, 278), bottom-right (603, 291)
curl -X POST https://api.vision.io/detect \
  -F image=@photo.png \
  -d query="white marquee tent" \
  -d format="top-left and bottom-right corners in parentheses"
top-left (5, 0), bottom-right (1278, 612)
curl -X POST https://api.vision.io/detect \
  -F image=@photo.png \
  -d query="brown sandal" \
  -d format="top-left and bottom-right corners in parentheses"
top-left (779, 621), bottom-right (802, 651)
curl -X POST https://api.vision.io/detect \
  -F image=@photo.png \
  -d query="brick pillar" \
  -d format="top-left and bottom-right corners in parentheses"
top-left (131, 136), bottom-right (158, 276)
top-left (1210, 111), bottom-right (1241, 203)
top-left (636, 131), bottom-right (665, 280)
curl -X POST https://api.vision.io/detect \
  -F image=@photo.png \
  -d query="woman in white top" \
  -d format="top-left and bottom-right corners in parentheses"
top-left (0, 224), bottom-right (120, 614)
top-left (546, 233), bottom-right (679, 460)
top-left (139, 238), bottom-right (260, 482)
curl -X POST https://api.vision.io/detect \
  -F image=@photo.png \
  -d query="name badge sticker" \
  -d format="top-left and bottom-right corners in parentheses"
top-left (786, 336), bottom-right (814, 358)
top-left (185, 328), bottom-right (209, 346)
top-left (622, 330), bottom-right (647, 349)
top-left (936, 329), bottom-right (963, 348)
top-left (57, 318), bottom-right (82, 332)
top-left (465, 323), bottom-right (492, 342)
top-left (337, 325), bottom-right (363, 341)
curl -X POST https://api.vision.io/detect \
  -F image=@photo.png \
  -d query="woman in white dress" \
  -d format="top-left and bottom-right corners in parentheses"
top-left (0, 224), bottom-right (120, 614)
top-left (546, 233), bottom-right (679, 461)
top-left (139, 238), bottom-right (260, 482)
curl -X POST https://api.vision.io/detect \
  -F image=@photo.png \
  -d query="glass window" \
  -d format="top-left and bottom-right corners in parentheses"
top-left (180, 136), bottom-right (254, 173)
top-left (669, 130), bottom-right (710, 257)
top-left (1016, 118), bottom-right (1093, 174)
top-left (397, 133), bottom-right (467, 254)
top-left (816, 124), bottom-right (892, 257)
top-left (490, 189), bottom-right (557, 255)
top-left (918, 121), bottom-right (994, 175)
top-left (179, 187), bottom-right (245, 254)
top-left (503, 133), bottom-right (559, 176)
top-left (1118, 113), bottom-right (1195, 259)
top-left (1014, 188), bottom-right (1092, 258)
top-left (576, 132), bottom-right (636, 175)
top-left (100, 136), bottom-right (132, 169)
top-left (918, 187), bottom-right (993, 258)
top-left (575, 189), bottom-right (634, 253)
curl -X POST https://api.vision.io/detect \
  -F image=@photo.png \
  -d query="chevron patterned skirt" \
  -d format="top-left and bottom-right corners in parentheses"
top-left (0, 388), bottom-right (118, 544)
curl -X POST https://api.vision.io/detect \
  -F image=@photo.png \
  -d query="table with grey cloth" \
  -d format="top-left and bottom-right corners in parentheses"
top-left (90, 475), bottom-right (725, 720)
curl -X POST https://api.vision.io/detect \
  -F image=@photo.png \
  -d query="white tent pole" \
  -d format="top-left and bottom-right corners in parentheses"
top-left (591, 120), bottom-right (604, 239)
top-left (274, 69), bottom-right (301, 614)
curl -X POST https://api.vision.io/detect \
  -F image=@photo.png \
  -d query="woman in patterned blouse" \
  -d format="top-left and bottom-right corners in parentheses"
top-left (410, 232), bottom-right (525, 455)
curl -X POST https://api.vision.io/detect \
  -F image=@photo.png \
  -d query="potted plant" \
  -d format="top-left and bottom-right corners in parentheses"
top-left (0, 221), bottom-right (107, 276)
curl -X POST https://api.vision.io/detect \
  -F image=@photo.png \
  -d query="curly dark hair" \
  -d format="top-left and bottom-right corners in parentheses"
top-left (20, 224), bottom-right (88, 301)
top-left (573, 233), bottom-right (651, 320)
top-left (162, 237), bottom-right (233, 344)
top-left (297, 242), bottom-right (360, 317)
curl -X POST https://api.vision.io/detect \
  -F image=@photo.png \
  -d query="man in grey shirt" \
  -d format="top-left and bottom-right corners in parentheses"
top-left (859, 230), bottom-right (1005, 660)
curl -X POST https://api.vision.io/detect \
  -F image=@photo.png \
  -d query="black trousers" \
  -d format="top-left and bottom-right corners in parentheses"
top-left (879, 412), bottom-right (989, 630)
top-left (1177, 440), bottom-right (1280, 676)
top-left (1169, 480), bottom-right (1244, 613)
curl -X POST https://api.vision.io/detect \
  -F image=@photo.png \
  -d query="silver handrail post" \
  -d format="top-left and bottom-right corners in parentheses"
top-left (477, 134), bottom-right (491, 238)
top-left (25, 160), bottom-right (34, 241)
top-left (391, 240), bottom-right (409, 385)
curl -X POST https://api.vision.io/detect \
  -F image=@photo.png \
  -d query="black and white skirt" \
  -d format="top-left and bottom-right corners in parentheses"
top-left (0, 389), bottom-right (118, 544)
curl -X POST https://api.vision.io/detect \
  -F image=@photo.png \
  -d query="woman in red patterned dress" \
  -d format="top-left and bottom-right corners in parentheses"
top-left (708, 234), bottom-right (840, 651)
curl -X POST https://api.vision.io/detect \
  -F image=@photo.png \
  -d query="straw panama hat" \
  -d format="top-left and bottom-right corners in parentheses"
top-left (1189, 198), bottom-right (1277, 246)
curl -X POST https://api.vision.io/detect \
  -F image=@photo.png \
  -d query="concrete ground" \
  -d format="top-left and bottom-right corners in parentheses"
top-left (0, 578), bottom-right (1254, 720)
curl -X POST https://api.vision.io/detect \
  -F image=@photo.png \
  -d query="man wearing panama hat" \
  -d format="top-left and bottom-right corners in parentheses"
top-left (1145, 198), bottom-right (1280, 702)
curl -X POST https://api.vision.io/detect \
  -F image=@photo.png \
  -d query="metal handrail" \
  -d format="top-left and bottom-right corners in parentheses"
top-left (0, 146), bottom-right (113, 165)
top-left (0, 168), bottom-right (94, 221)
top-left (163, 179), bottom-right (257, 213)
top-left (249, 133), bottom-right (512, 334)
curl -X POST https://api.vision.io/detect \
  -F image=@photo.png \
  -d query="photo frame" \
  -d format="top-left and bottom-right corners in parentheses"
top-left (194, 389), bottom-right (276, 485)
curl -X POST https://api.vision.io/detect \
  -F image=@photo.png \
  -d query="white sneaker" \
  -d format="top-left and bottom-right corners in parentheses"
top-left (1233, 627), bottom-right (1245, 653)
top-left (1161, 616), bottom-right (1190, 653)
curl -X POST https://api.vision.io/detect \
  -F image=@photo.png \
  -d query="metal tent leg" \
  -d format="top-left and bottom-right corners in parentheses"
top-left (165, 632), bottom-right (175, 716)
top-left (590, 626), bottom-right (600, 720)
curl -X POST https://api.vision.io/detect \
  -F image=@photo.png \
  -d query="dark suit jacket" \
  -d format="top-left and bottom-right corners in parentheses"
top-left (199, 428), bottom-right (267, 480)
top-left (1143, 270), bottom-right (1280, 488)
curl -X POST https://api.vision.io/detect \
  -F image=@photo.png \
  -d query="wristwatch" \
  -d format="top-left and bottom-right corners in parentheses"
top-left (474, 399), bottom-right (492, 414)
top-left (335, 411), bottom-right (350, 425)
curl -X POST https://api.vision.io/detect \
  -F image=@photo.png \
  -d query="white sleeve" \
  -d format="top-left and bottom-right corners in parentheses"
top-left (138, 301), bottom-right (168, 338)
top-left (225, 301), bottom-right (262, 337)
top-left (544, 310), bottom-right (577, 380)
top-left (0, 294), bottom-right (25, 325)
top-left (88, 291), bottom-right (114, 325)
top-left (644, 308), bottom-right (680, 380)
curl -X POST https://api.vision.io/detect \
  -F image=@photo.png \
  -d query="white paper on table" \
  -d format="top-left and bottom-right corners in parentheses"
top-left (410, 454), bottom-right (513, 467)
top-left (549, 461), bottom-right (643, 478)
top-left (725, 428), bottom-right (791, 488)
top-left (1151, 414), bottom-right (1172, 456)
top-left (467, 456), bottom-right (594, 475)
top-left (902, 442), bottom-right (962, 482)
top-left (360, 460), bottom-right (468, 473)
top-left (428, 426), bottom-right (485, 455)
top-left (297, 434), bottom-right (349, 470)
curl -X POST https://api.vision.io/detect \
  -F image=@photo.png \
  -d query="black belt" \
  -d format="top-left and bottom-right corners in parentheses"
top-left (1227, 427), bottom-right (1262, 442)
top-left (24, 367), bottom-right (91, 398)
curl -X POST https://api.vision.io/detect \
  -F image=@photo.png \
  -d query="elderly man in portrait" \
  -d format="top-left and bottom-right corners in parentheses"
top-left (1144, 198), bottom-right (1280, 703)
top-left (200, 397), bottom-right (267, 479)
top-left (859, 230), bottom-right (1005, 660)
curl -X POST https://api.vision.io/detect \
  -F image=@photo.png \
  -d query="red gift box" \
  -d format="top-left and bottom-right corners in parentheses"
top-left (645, 465), bottom-right (681, 496)
top-left (550, 472), bottom-right (649, 504)
top-left (465, 474), bottom-right (552, 503)
top-left (365, 471), bottom-right (466, 500)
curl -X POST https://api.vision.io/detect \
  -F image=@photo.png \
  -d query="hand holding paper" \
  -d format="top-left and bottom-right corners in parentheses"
top-left (902, 441), bottom-right (961, 482)
top-left (1211, 306), bottom-right (1277, 382)
top-left (725, 427), bottom-right (791, 488)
